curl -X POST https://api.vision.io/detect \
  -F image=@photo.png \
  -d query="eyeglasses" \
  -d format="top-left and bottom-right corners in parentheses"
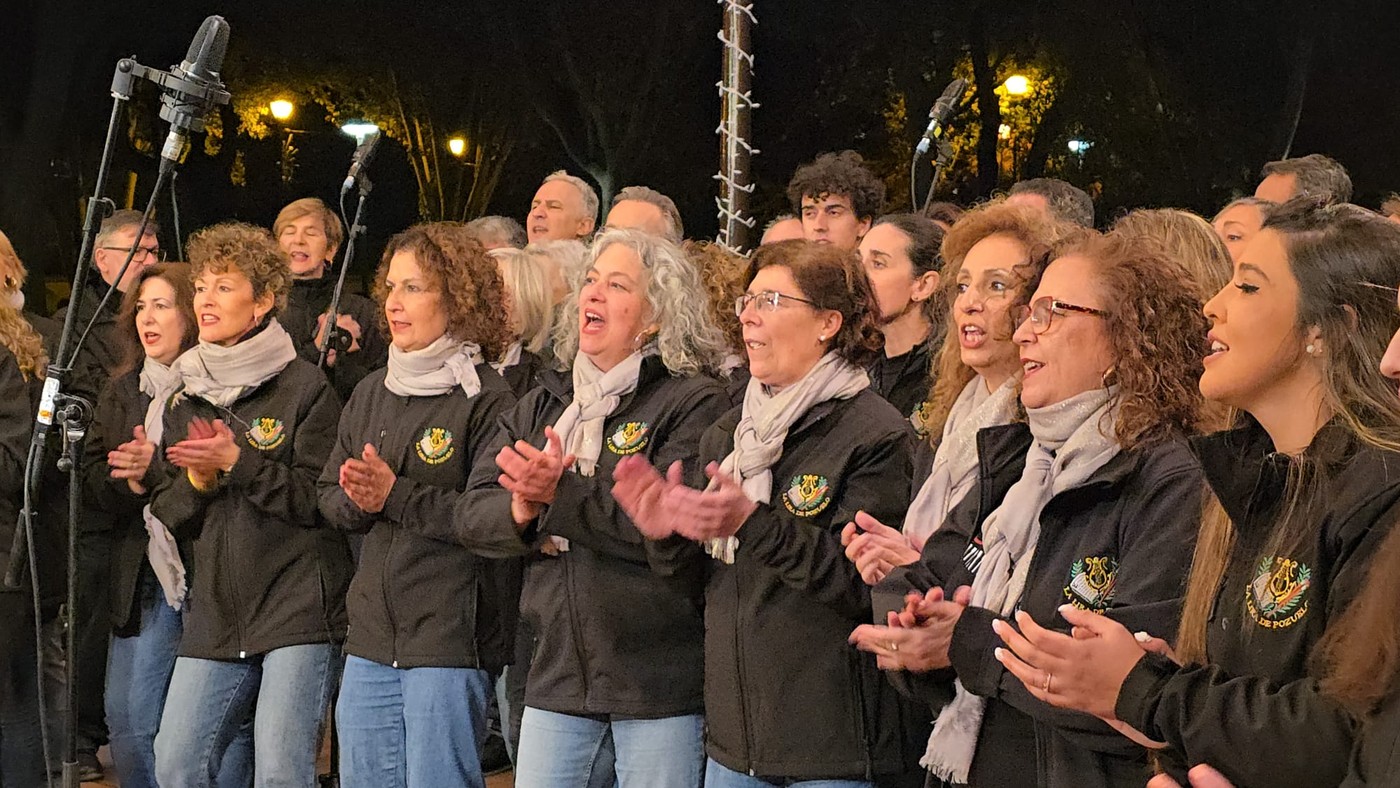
top-left (100, 245), bottom-right (166, 263)
top-left (1014, 296), bottom-right (1108, 335)
top-left (734, 290), bottom-right (818, 317)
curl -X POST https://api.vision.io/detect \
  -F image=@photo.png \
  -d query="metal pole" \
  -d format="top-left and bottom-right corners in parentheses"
top-left (715, 0), bottom-right (758, 254)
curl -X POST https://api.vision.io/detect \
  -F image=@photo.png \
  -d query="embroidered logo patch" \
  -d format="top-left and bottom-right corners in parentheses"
top-left (606, 421), bottom-right (649, 455)
top-left (245, 417), bottom-right (286, 451)
top-left (782, 473), bottom-right (831, 517)
top-left (910, 400), bottom-right (933, 440)
top-left (1064, 555), bottom-right (1119, 612)
top-left (416, 427), bottom-right (455, 465)
top-left (1246, 556), bottom-right (1312, 629)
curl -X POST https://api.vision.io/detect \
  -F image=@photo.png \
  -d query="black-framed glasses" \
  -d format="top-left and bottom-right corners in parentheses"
top-left (734, 290), bottom-right (818, 317)
top-left (1014, 296), bottom-right (1108, 335)
top-left (100, 245), bottom-right (165, 263)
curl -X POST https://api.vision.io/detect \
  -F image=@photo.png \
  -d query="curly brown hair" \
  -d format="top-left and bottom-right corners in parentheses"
top-left (683, 240), bottom-right (749, 355)
top-left (114, 264), bottom-right (199, 377)
top-left (785, 151), bottom-right (886, 220)
top-left (1039, 231), bottom-right (1208, 449)
top-left (0, 229), bottom-right (48, 381)
top-left (922, 201), bottom-right (1077, 443)
top-left (186, 222), bottom-right (292, 316)
top-left (372, 223), bottom-right (511, 360)
top-left (746, 240), bottom-right (883, 368)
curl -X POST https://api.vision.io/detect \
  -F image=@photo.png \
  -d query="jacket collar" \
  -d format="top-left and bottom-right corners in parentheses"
top-left (538, 353), bottom-right (670, 404)
top-left (975, 421), bottom-right (1152, 493)
top-left (1189, 414), bottom-right (1357, 525)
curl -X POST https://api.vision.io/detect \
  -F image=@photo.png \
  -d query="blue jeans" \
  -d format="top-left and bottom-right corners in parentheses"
top-left (514, 706), bottom-right (703, 788)
top-left (106, 571), bottom-right (252, 788)
top-left (154, 642), bottom-right (340, 788)
top-left (703, 758), bottom-right (874, 788)
top-left (336, 655), bottom-right (493, 788)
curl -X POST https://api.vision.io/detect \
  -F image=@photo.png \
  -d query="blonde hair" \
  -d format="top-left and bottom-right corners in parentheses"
top-left (273, 197), bottom-right (345, 252)
top-left (489, 248), bottom-right (555, 355)
top-left (0, 229), bottom-right (49, 381)
top-left (1110, 208), bottom-right (1233, 301)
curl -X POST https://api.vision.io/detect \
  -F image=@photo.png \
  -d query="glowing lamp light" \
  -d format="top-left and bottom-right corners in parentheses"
top-left (1067, 138), bottom-right (1093, 154)
top-left (998, 124), bottom-right (1012, 140)
top-left (268, 99), bottom-right (294, 121)
top-left (340, 121), bottom-right (380, 144)
top-left (1003, 75), bottom-right (1030, 96)
top-left (448, 137), bottom-right (467, 157)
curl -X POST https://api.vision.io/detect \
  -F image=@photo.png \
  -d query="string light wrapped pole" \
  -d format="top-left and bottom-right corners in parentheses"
top-left (715, 0), bottom-right (758, 253)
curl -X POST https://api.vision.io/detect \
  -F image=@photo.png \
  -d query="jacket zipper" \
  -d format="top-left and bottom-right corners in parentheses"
top-left (561, 549), bottom-right (591, 706)
top-left (378, 425), bottom-right (398, 667)
top-left (219, 407), bottom-right (249, 658)
top-left (733, 565), bottom-right (757, 775)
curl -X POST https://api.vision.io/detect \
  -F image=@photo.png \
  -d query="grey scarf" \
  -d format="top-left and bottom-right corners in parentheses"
top-left (171, 319), bottom-right (298, 408)
top-left (705, 353), bottom-right (870, 563)
top-left (904, 376), bottom-right (1020, 550)
top-left (138, 356), bottom-right (187, 611)
top-left (384, 334), bottom-right (483, 398)
top-left (924, 386), bottom-right (1121, 782)
top-left (138, 356), bottom-right (181, 445)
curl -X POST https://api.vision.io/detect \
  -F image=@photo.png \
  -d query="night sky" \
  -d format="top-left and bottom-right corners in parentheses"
top-left (2, 0), bottom-right (1399, 302)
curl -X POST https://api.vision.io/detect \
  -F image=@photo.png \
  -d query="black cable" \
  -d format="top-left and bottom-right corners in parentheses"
top-left (21, 440), bottom-right (56, 788)
top-left (170, 170), bottom-right (185, 260)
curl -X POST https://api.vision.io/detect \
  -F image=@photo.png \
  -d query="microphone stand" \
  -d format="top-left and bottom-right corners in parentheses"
top-left (910, 135), bottom-right (954, 216)
top-left (4, 57), bottom-right (180, 788)
top-left (318, 177), bottom-right (371, 370)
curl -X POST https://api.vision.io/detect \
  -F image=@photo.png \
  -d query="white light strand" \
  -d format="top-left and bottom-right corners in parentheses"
top-left (716, 0), bottom-right (758, 254)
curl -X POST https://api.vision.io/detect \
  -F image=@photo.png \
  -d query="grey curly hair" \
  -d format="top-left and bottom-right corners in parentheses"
top-left (552, 228), bottom-right (727, 377)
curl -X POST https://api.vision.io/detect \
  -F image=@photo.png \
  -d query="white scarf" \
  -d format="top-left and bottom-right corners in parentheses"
top-left (384, 334), bottom-right (483, 397)
top-left (546, 349), bottom-right (651, 551)
top-left (491, 340), bottom-right (524, 375)
top-left (924, 386), bottom-right (1121, 783)
top-left (903, 377), bottom-right (1020, 550)
top-left (137, 356), bottom-right (187, 611)
top-left (705, 353), bottom-right (870, 563)
top-left (552, 350), bottom-right (650, 478)
top-left (171, 319), bottom-right (298, 408)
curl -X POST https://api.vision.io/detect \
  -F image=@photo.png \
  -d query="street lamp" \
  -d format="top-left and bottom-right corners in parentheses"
top-left (448, 136), bottom-right (467, 158)
top-left (1003, 75), bottom-right (1030, 96)
top-left (269, 99), bottom-right (294, 121)
top-left (341, 121), bottom-right (380, 144)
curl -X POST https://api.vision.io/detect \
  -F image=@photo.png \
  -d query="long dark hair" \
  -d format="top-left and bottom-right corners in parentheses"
top-left (114, 263), bottom-right (199, 377)
top-left (1177, 202), bottom-right (1400, 664)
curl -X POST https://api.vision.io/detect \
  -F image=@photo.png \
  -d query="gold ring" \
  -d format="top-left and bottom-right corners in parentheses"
top-left (1043, 672), bottom-right (1053, 693)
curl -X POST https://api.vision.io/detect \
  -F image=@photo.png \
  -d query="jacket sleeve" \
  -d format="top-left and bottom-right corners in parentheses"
top-left (1114, 495), bottom-right (1400, 788)
top-left (539, 383), bottom-right (728, 575)
top-left (449, 396), bottom-right (541, 558)
top-left (222, 375), bottom-right (341, 527)
top-left (738, 422), bottom-right (913, 621)
top-left (148, 399), bottom-right (211, 533)
top-left (949, 462), bottom-right (1205, 760)
top-left (878, 489), bottom-right (985, 706)
top-left (81, 380), bottom-right (151, 519)
top-left (0, 354), bottom-right (30, 506)
top-left (381, 390), bottom-right (516, 543)
top-left (316, 382), bottom-right (376, 534)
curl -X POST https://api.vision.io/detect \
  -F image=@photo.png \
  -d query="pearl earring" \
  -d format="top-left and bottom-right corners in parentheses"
top-left (1306, 343), bottom-right (1317, 355)
top-left (818, 335), bottom-right (827, 342)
